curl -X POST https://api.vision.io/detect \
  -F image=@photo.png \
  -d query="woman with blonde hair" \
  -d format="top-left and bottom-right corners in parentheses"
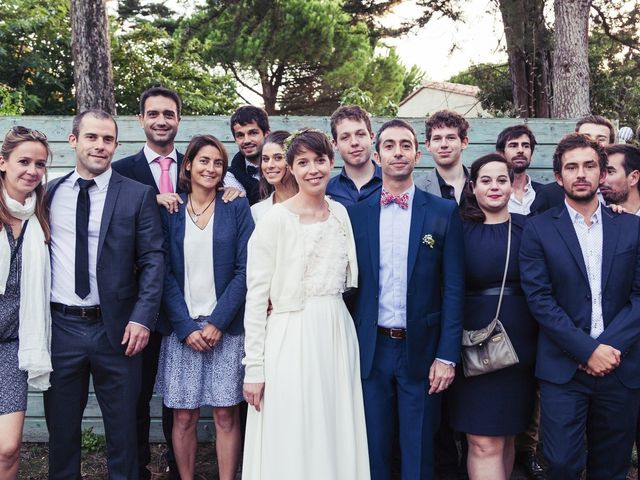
top-left (0, 126), bottom-right (53, 479)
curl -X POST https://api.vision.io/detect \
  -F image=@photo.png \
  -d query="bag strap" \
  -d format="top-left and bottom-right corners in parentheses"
top-left (9, 219), bottom-right (28, 267)
top-left (495, 215), bottom-right (511, 319)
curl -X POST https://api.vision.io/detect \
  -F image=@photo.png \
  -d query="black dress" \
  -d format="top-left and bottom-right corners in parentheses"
top-left (449, 214), bottom-right (537, 436)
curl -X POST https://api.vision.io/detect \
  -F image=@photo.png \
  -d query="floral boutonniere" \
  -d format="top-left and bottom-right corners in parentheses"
top-left (422, 234), bottom-right (435, 248)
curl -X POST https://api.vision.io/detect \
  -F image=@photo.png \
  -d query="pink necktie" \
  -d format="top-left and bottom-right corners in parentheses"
top-left (155, 157), bottom-right (174, 193)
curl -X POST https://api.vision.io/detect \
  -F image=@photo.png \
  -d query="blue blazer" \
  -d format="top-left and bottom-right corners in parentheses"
top-left (347, 188), bottom-right (465, 380)
top-left (520, 205), bottom-right (640, 388)
top-left (159, 192), bottom-right (254, 340)
top-left (112, 149), bottom-right (185, 194)
top-left (47, 170), bottom-right (165, 351)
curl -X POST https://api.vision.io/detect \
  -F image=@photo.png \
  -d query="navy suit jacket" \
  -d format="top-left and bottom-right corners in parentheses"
top-left (529, 182), bottom-right (564, 216)
top-left (347, 187), bottom-right (465, 380)
top-left (159, 192), bottom-right (254, 340)
top-left (48, 170), bottom-right (165, 352)
top-left (520, 205), bottom-right (640, 388)
top-left (112, 149), bottom-right (185, 194)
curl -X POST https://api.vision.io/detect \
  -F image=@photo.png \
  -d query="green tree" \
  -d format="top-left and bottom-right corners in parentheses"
top-left (0, 84), bottom-right (24, 115)
top-left (449, 63), bottom-right (514, 117)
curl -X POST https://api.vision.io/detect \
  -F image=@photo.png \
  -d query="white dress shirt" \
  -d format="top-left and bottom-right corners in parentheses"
top-left (508, 174), bottom-right (537, 215)
top-left (144, 144), bottom-right (177, 190)
top-left (378, 185), bottom-right (414, 328)
top-left (50, 169), bottom-right (111, 306)
top-left (565, 201), bottom-right (604, 338)
top-left (183, 214), bottom-right (217, 318)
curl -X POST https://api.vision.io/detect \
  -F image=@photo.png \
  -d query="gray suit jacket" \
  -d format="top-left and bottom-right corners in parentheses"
top-left (416, 169), bottom-right (442, 197)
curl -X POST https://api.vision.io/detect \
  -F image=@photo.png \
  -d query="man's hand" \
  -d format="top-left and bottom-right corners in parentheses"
top-left (185, 330), bottom-right (211, 352)
top-left (585, 344), bottom-right (621, 376)
top-left (428, 359), bottom-right (455, 395)
top-left (219, 186), bottom-right (246, 203)
top-left (156, 193), bottom-right (183, 213)
top-left (121, 322), bottom-right (150, 356)
top-left (243, 382), bottom-right (265, 411)
top-left (201, 323), bottom-right (223, 348)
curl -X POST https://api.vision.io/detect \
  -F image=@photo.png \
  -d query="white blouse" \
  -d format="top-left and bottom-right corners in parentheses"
top-left (183, 214), bottom-right (217, 319)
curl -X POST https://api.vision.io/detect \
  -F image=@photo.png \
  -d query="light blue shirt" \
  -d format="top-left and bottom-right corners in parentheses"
top-left (378, 185), bottom-right (414, 328)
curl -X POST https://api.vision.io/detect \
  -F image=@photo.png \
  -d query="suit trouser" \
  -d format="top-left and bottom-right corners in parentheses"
top-left (136, 330), bottom-right (175, 479)
top-left (44, 309), bottom-right (141, 480)
top-left (363, 334), bottom-right (441, 480)
top-left (540, 372), bottom-right (640, 480)
top-left (515, 385), bottom-right (541, 453)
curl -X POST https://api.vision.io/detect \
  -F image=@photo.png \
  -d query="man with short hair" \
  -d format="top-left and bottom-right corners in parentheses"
top-left (419, 110), bottom-right (470, 206)
top-left (531, 115), bottom-right (616, 215)
top-left (326, 105), bottom-right (382, 206)
top-left (112, 86), bottom-right (184, 479)
top-left (496, 124), bottom-right (544, 215)
top-left (520, 133), bottom-right (640, 480)
top-left (600, 144), bottom-right (640, 214)
top-left (227, 106), bottom-right (270, 205)
top-left (45, 110), bottom-right (165, 480)
top-left (348, 119), bottom-right (464, 480)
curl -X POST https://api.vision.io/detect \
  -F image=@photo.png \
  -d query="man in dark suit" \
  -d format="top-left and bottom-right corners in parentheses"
top-left (348, 119), bottom-right (465, 480)
top-left (45, 110), bottom-right (165, 480)
top-left (520, 133), bottom-right (640, 479)
top-left (112, 86), bottom-right (184, 479)
top-left (530, 115), bottom-right (616, 215)
top-left (227, 106), bottom-right (270, 205)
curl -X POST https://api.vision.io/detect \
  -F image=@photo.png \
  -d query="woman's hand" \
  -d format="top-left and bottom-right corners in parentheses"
top-left (244, 383), bottom-right (265, 411)
top-left (201, 323), bottom-right (222, 348)
top-left (185, 330), bottom-right (211, 352)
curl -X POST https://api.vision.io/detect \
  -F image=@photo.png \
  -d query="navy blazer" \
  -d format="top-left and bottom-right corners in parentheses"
top-left (520, 205), bottom-right (640, 388)
top-left (112, 149), bottom-right (185, 194)
top-left (47, 170), bottom-right (165, 352)
top-left (159, 191), bottom-right (254, 340)
top-left (347, 187), bottom-right (465, 380)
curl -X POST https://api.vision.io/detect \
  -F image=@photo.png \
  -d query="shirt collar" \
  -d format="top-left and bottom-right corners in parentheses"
top-left (565, 200), bottom-right (601, 225)
top-left (339, 161), bottom-right (382, 181)
top-left (144, 144), bottom-right (177, 164)
top-left (382, 183), bottom-right (415, 202)
top-left (435, 165), bottom-right (469, 188)
top-left (71, 168), bottom-right (112, 191)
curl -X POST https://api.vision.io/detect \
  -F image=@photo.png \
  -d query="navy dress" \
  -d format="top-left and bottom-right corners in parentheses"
top-left (449, 214), bottom-right (537, 436)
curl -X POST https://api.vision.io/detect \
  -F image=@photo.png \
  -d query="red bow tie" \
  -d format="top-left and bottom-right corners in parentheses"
top-left (380, 190), bottom-right (409, 209)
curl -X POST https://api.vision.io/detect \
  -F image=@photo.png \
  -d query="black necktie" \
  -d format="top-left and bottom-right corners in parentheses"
top-left (247, 165), bottom-right (259, 177)
top-left (75, 178), bottom-right (95, 299)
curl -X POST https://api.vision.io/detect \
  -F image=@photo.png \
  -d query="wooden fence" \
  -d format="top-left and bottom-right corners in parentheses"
top-left (0, 115), bottom-right (582, 442)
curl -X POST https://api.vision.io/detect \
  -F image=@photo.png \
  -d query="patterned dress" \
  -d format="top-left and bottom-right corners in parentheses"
top-left (0, 225), bottom-right (28, 415)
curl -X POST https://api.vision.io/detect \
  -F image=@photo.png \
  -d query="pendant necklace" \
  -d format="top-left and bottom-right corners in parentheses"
top-left (188, 194), bottom-right (215, 224)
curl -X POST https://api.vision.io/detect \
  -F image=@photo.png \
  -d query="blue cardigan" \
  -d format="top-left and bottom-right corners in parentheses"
top-left (158, 191), bottom-right (254, 340)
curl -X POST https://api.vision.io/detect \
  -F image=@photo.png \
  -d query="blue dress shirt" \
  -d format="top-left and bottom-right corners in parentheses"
top-left (326, 162), bottom-right (383, 207)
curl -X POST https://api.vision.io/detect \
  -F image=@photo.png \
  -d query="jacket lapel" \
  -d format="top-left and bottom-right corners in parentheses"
top-left (424, 170), bottom-right (442, 197)
top-left (367, 195), bottom-right (381, 288)
top-left (46, 171), bottom-right (74, 207)
top-left (97, 172), bottom-right (122, 260)
top-left (407, 189), bottom-right (427, 283)
top-left (132, 150), bottom-right (159, 194)
top-left (600, 208), bottom-right (619, 293)
top-left (552, 206), bottom-right (589, 283)
top-left (174, 200), bottom-right (187, 289)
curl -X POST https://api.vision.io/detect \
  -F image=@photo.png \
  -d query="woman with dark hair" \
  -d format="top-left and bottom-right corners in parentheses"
top-left (242, 129), bottom-right (369, 479)
top-left (156, 134), bottom-right (254, 480)
top-left (251, 130), bottom-right (298, 222)
top-left (0, 126), bottom-right (52, 479)
top-left (449, 154), bottom-right (537, 480)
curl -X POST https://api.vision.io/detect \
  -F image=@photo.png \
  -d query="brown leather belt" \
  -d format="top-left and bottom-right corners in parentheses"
top-left (377, 326), bottom-right (406, 340)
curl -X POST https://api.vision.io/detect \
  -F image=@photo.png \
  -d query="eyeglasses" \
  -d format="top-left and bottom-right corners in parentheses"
top-left (9, 125), bottom-right (48, 141)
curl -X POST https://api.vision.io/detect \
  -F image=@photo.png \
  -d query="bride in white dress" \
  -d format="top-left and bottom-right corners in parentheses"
top-left (242, 129), bottom-right (370, 480)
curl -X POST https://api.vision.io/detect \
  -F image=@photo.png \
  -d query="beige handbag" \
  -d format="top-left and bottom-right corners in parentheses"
top-left (461, 216), bottom-right (520, 377)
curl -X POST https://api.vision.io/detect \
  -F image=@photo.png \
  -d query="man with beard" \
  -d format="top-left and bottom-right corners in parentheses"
top-left (530, 115), bottom-right (615, 215)
top-left (496, 125), bottom-right (544, 216)
top-left (227, 106), bottom-right (270, 205)
top-left (600, 144), bottom-right (640, 215)
top-left (520, 133), bottom-right (640, 480)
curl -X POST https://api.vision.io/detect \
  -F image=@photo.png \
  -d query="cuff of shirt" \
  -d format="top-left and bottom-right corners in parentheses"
top-left (128, 321), bottom-right (150, 331)
top-left (436, 357), bottom-right (456, 367)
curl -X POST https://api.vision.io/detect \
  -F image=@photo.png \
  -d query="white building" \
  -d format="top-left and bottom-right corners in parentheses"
top-left (398, 81), bottom-right (492, 118)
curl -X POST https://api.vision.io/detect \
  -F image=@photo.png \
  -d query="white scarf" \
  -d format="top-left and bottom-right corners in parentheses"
top-left (0, 190), bottom-right (52, 390)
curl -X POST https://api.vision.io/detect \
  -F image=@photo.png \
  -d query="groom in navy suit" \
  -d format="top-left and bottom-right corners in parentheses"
top-left (520, 133), bottom-right (640, 479)
top-left (348, 119), bottom-right (465, 480)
